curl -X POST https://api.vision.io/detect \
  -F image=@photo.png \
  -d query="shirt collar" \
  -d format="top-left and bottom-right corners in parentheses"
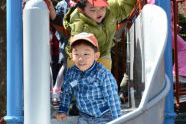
top-left (74, 61), bottom-right (97, 73)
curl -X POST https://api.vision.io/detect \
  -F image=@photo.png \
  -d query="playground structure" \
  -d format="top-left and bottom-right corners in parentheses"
top-left (171, 0), bottom-right (186, 109)
top-left (2, 0), bottom-right (185, 124)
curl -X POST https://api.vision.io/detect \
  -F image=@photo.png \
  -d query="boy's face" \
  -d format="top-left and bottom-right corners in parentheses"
top-left (82, 2), bottom-right (106, 23)
top-left (70, 43), bottom-right (100, 71)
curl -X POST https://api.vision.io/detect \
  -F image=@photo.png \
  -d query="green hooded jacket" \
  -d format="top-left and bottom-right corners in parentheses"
top-left (63, 0), bottom-right (136, 58)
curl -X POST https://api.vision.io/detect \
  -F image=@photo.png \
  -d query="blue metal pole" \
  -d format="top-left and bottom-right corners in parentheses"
top-left (5, 0), bottom-right (24, 123)
top-left (155, 0), bottom-right (177, 124)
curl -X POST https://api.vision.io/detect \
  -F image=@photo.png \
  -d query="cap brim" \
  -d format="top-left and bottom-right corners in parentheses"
top-left (88, 0), bottom-right (109, 7)
top-left (71, 38), bottom-right (98, 48)
top-left (70, 32), bottom-right (99, 48)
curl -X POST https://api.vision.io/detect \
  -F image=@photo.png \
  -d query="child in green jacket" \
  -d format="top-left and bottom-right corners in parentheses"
top-left (45, 0), bottom-right (136, 70)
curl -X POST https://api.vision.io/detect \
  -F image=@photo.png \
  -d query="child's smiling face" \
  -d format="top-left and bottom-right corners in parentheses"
top-left (71, 43), bottom-right (100, 71)
top-left (82, 2), bottom-right (106, 23)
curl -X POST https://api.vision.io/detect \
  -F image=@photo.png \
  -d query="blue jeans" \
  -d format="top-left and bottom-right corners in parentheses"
top-left (77, 110), bottom-right (113, 124)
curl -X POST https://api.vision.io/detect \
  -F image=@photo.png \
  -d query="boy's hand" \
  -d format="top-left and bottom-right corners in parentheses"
top-left (55, 113), bottom-right (67, 121)
top-left (44, 0), bottom-right (56, 20)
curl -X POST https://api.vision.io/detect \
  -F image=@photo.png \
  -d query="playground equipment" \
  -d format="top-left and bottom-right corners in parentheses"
top-left (108, 4), bottom-right (170, 124)
top-left (4, 0), bottom-right (177, 124)
top-left (171, 0), bottom-right (186, 109)
top-left (23, 0), bottom-right (50, 124)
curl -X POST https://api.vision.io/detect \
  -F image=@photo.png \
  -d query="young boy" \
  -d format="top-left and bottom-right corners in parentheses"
top-left (45, 0), bottom-right (136, 70)
top-left (55, 32), bottom-right (122, 123)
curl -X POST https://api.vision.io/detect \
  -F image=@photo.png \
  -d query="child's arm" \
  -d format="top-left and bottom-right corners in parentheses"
top-left (102, 71), bottom-right (122, 119)
top-left (57, 70), bottom-right (74, 116)
top-left (44, 0), bottom-right (56, 20)
top-left (108, 0), bottom-right (137, 20)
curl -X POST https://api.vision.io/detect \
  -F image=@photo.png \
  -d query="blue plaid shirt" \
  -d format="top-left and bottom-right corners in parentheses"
top-left (59, 62), bottom-right (122, 119)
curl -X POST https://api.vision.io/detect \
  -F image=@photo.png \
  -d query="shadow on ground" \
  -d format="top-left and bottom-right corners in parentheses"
top-left (175, 101), bottom-right (186, 124)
